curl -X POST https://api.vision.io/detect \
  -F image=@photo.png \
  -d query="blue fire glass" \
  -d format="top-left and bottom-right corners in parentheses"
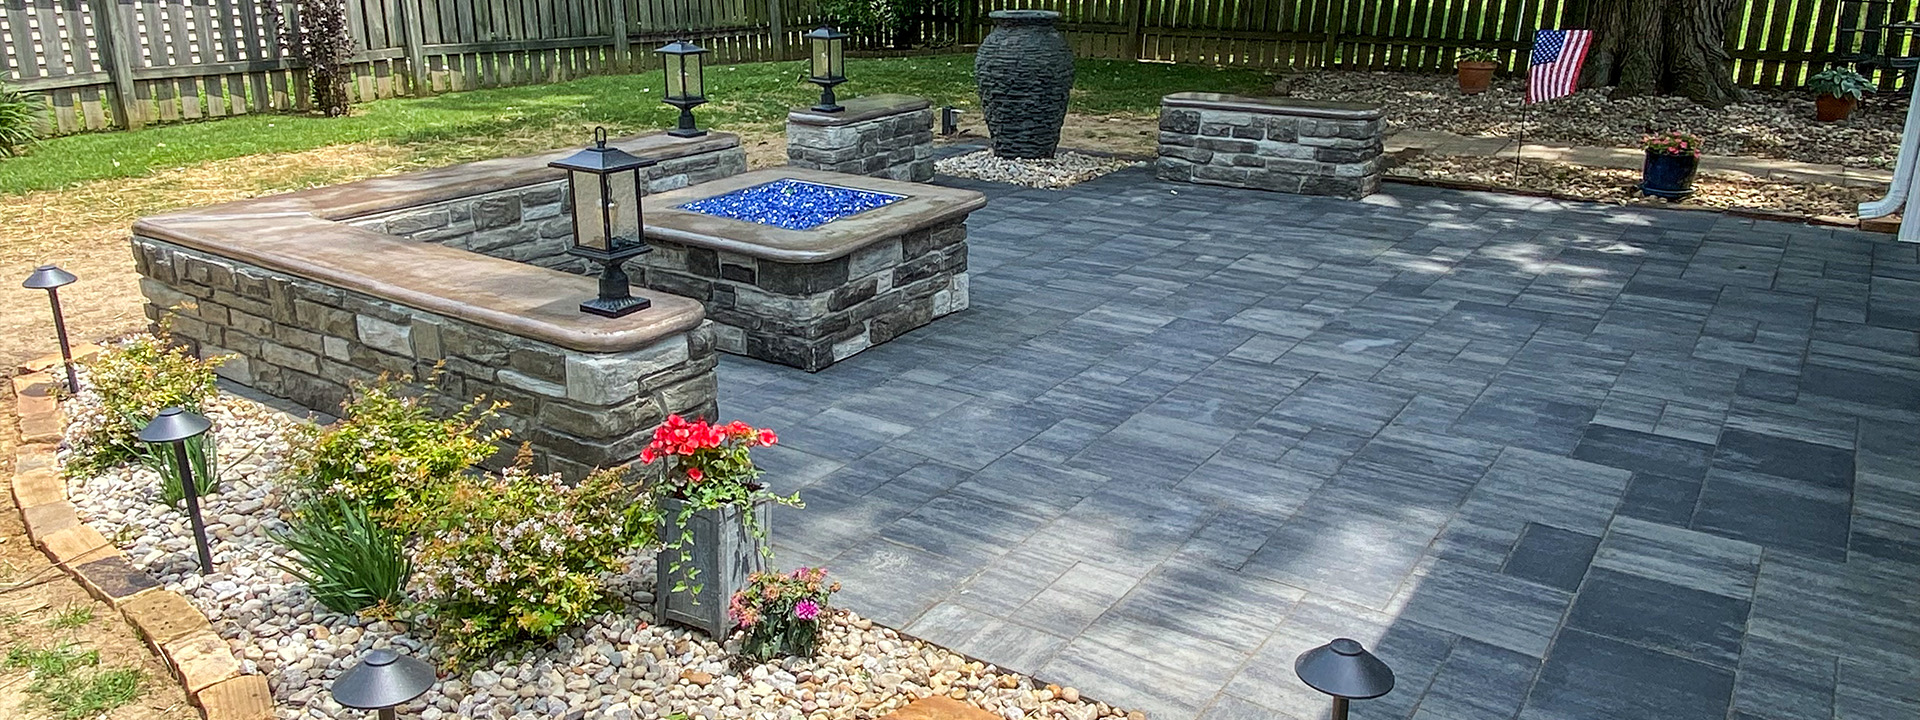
top-left (678, 179), bottom-right (905, 230)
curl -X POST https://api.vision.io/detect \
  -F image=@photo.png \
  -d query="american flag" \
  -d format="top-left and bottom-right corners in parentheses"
top-left (1526, 29), bottom-right (1592, 104)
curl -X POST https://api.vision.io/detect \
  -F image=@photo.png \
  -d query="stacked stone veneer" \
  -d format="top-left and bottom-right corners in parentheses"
top-left (133, 239), bottom-right (717, 479)
top-left (1156, 92), bottom-right (1386, 199)
top-left (786, 94), bottom-right (935, 182)
top-left (349, 140), bottom-right (747, 273)
top-left (641, 218), bottom-right (969, 371)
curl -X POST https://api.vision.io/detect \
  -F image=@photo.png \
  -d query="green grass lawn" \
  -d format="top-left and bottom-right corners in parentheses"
top-left (1, 55), bottom-right (1272, 196)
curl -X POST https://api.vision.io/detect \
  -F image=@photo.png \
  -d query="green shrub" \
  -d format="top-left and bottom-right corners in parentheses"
top-left (816, 0), bottom-right (950, 49)
top-left (0, 83), bottom-right (41, 157)
top-left (285, 376), bottom-right (504, 531)
top-left (413, 457), bottom-right (657, 664)
top-left (1457, 48), bottom-right (1500, 64)
top-left (272, 496), bottom-right (412, 614)
top-left (65, 333), bottom-right (227, 479)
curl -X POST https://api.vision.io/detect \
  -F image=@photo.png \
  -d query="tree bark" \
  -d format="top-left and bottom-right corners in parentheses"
top-left (1580, 0), bottom-right (1742, 108)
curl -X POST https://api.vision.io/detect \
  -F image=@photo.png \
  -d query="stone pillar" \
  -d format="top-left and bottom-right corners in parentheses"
top-left (786, 94), bottom-right (936, 182)
top-left (1156, 92), bottom-right (1386, 200)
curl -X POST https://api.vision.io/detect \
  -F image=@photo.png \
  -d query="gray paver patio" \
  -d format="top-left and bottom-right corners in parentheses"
top-left (720, 165), bottom-right (1920, 720)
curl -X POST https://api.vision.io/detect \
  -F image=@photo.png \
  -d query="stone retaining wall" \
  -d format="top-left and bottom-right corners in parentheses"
top-left (1156, 92), bottom-right (1385, 199)
top-left (642, 218), bottom-right (969, 371)
top-left (133, 239), bottom-right (716, 479)
top-left (349, 140), bottom-right (747, 273)
top-left (787, 94), bottom-right (935, 183)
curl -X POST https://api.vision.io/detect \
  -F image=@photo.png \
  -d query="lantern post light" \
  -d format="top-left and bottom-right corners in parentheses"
top-left (1295, 638), bottom-right (1395, 720)
top-left (22, 265), bottom-right (79, 394)
top-left (656, 39), bottom-right (711, 137)
top-left (137, 407), bottom-right (214, 575)
top-left (331, 648), bottom-right (437, 720)
top-left (549, 127), bottom-right (657, 318)
top-left (805, 26), bottom-right (848, 113)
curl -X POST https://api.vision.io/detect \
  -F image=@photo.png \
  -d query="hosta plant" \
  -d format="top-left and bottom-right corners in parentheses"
top-left (640, 415), bottom-right (796, 596)
top-left (730, 567), bottom-right (840, 661)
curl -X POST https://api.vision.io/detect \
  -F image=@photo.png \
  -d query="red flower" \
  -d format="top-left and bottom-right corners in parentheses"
top-left (686, 467), bottom-right (704, 482)
top-left (758, 429), bottom-right (778, 447)
top-left (640, 447), bottom-right (657, 464)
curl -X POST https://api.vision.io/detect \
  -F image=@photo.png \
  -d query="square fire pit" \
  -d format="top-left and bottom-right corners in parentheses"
top-left (642, 167), bottom-right (985, 371)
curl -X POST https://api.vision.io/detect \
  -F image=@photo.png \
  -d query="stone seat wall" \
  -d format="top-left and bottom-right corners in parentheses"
top-left (786, 94), bottom-right (936, 182)
top-left (1155, 92), bottom-right (1386, 199)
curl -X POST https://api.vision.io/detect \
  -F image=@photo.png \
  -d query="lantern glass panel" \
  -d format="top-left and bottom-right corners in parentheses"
top-left (686, 54), bottom-right (704, 98)
top-left (570, 170), bottom-right (608, 251)
top-left (828, 37), bottom-right (844, 78)
top-left (608, 168), bottom-right (640, 247)
top-left (664, 54), bottom-right (687, 99)
top-left (811, 38), bottom-right (830, 80)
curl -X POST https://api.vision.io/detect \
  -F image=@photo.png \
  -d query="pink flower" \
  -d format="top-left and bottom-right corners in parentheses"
top-left (793, 599), bottom-right (820, 621)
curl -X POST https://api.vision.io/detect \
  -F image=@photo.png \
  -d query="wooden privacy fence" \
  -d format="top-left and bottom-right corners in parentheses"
top-left (4, 0), bottom-right (1916, 136)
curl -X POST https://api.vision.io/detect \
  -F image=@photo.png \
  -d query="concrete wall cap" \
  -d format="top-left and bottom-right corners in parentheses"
top-left (643, 167), bottom-right (986, 264)
top-left (789, 94), bottom-right (933, 126)
top-left (1162, 92), bottom-right (1385, 120)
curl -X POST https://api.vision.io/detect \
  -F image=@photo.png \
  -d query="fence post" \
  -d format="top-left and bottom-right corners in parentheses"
top-left (961, 0), bottom-right (980, 45)
top-left (1126, 0), bottom-right (1146, 60)
top-left (769, 0), bottom-right (787, 60)
top-left (609, 0), bottom-right (632, 72)
top-left (398, 0), bottom-right (430, 95)
top-left (89, 0), bottom-right (142, 130)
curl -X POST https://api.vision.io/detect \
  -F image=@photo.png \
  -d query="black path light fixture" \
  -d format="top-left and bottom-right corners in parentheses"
top-left (137, 407), bottom-right (215, 575)
top-left (331, 648), bottom-right (437, 720)
top-left (806, 26), bottom-right (849, 112)
top-left (656, 37), bottom-right (711, 137)
top-left (22, 264), bottom-right (79, 394)
top-left (550, 127), bottom-right (658, 318)
top-left (1295, 637), bottom-right (1396, 720)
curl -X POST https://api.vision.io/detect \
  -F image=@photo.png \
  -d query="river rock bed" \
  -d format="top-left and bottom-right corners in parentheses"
top-left (59, 389), bottom-right (1137, 720)
top-left (936, 150), bottom-right (1144, 189)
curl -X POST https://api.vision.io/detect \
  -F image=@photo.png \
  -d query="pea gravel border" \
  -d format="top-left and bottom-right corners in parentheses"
top-left (8, 347), bottom-right (274, 720)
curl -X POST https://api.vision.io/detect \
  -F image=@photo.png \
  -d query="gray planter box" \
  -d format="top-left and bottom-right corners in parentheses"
top-left (654, 496), bottom-right (772, 638)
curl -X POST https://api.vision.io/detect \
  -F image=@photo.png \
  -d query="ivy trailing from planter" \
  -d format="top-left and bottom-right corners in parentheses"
top-left (268, 0), bottom-right (355, 116)
top-left (639, 415), bottom-right (796, 598)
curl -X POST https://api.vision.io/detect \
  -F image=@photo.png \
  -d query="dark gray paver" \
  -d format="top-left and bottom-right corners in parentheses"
top-left (725, 169), bottom-right (1920, 719)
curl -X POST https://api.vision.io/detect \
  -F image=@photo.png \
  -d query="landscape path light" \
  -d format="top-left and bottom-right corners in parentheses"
top-left (806, 26), bottom-right (848, 112)
top-left (549, 127), bottom-right (657, 318)
top-left (21, 264), bottom-right (79, 393)
top-left (657, 38), bottom-right (711, 137)
top-left (137, 407), bottom-right (214, 575)
top-left (331, 648), bottom-right (436, 720)
top-left (1295, 637), bottom-right (1395, 720)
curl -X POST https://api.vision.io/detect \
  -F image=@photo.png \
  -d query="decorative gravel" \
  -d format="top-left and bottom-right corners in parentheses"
top-left (61, 390), bottom-right (1140, 720)
top-left (935, 150), bottom-right (1144, 189)
top-left (1278, 70), bottom-right (1907, 169)
top-left (679, 179), bottom-right (905, 230)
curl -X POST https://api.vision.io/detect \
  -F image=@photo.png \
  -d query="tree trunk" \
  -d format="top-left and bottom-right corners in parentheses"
top-left (1580, 0), bottom-right (1742, 108)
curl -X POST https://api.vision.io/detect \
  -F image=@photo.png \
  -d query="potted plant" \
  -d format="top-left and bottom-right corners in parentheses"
top-left (1456, 48), bottom-right (1500, 94)
top-left (1808, 66), bottom-right (1873, 122)
top-left (1639, 130), bottom-right (1702, 200)
top-left (642, 415), bottom-right (796, 638)
top-left (730, 567), bottom-right (841, 661)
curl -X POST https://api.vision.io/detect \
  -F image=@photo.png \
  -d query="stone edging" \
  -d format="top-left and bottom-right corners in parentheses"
top-left (8, 351), bottom-right (273, 720)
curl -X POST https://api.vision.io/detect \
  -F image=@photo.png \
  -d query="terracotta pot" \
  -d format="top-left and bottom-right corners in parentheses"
top-left (1457, 61), bottom-right (1497, 94)
top-left (1816, 93), bottom-right (1857, 122)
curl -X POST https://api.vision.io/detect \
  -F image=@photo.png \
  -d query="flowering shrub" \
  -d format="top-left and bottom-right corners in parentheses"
top-left (413, 454), bottom-right (658, 664)
top-left (640, 416), bottom-right (796, 595)
top-left (64, 332), bottom-right (226, 479)
top-left (1643, 130), bottom-right (1703, 157)
top-left (729, 567), bottom-right (840, 661)
top-left (285, 376), bottom-right (504, 531)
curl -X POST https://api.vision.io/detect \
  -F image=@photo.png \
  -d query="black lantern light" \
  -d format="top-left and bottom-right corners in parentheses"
top-left (656, 39), bottom-right (711, 137)
top-left (137, 407), bottom-right (214, 575)
top-left (22, 265), bottom-right (79, 394)
top-left (805, 26), bottom-right (849, 112)
top-left (1295, 638), bottom-right (1395, 720)
top-left (549, 127), bottom-right (657, 318)
top-left (331, 648), bottom-right (436, 720)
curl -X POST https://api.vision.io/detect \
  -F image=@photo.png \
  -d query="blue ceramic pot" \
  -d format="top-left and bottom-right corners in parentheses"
top-left (1639, 150), bottom-right (1698, 200)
